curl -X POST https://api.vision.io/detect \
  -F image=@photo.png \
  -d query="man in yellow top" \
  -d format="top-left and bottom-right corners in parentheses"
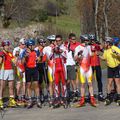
top-left (101, 37), bottom-right (120, 106)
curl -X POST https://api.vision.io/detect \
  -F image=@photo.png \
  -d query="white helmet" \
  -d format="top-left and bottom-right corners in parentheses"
top-left (19, 38), bottom-right (25, 44)
top-left (47, 35), bottom-right (56, 41)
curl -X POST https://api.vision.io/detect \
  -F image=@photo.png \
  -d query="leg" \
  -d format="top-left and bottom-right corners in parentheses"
top-left (8, 80), bottom-right (17, 107)
top-left (0, 80), bottom-right (5, 108)
top-left (95, 66), bottom-right (103, 93)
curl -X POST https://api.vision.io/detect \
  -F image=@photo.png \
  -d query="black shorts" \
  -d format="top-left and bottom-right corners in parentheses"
top-left (107, 66), bottom-right (120, 78)
top-left (37, 63), bottom-right (49, 84)
top-left (67, 65), bottom-right (76, 80)
top-left (25, 67), bottom-right (39, 83)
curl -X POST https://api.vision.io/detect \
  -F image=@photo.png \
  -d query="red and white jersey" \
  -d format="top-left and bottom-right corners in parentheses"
top-left (75, 44), bottom-right (92, 72)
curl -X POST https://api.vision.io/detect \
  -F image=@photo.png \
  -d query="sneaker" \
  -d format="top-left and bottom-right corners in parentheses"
top-left (8, 97), bottom-right (17, 107)
top-left (0, 99), bottom-right (4, 109)
top-left (75, 97), bottom-right (85, 107)
top-left (90, 96), bottom-right (97, 107)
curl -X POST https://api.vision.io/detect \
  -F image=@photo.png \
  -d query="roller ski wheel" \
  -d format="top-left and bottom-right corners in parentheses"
top-left (27, 101), bottom-right (34, 109)
top-left (52, 103), bottom-right (60, 109)
top-left (61, 100), bottom-right (68, 109)
top-left (116, 100), bottom-right (120, 106)
top-left (72, 97), bottom-right (78, 103)
top-left (104, 99), bottom-right (111, 106)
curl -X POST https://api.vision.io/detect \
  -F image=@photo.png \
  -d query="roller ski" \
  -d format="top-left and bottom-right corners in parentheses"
top-left (52, 98), bottom-right (60, 109)
top-left (36, 100), bottom-right (42, 108)
top-left (48, 96), bottom-right (54, 108)
top-left (104, 93), bottom-right (113, 106)
top-left (116, 94), bottom-right (120, 106)
top-left (60, 97), bottom-right (69, 109)
top-left (90, 96), bottom-right (97, 107)
top-left (98, 93), bottom-right (105, 102)
top-left (74, 97), bottom-right (85, 108)
top-left (27, 99), bottom-right (34, 109)
top-left (72, 92), bottom-right (79, 103)
top-left (8, 97), bottom-right (18, 108)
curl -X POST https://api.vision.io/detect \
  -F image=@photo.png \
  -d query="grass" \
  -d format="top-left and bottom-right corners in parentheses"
top-left (43, 15), bottom-right (81, 39)
top-left (55, 15), bottom-right (80, 36)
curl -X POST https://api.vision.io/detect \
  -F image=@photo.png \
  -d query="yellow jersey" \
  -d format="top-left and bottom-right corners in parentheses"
top-left (103, 47), bottom-right (120, 68)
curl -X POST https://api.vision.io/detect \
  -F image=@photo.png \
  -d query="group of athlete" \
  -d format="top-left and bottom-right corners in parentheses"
top-left (0, 33), bottom-right (120, 109)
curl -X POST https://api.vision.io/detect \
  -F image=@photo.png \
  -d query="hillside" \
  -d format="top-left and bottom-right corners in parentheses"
top-left (0, 0), bottom-right (81, 39)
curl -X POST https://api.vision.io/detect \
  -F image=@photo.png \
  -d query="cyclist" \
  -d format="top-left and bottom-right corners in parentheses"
top-left (74, 34), bottom-right (97, 107)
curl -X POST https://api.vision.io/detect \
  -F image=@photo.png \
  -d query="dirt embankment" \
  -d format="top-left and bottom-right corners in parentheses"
top-left (0, 23), bottom-right (44, 41)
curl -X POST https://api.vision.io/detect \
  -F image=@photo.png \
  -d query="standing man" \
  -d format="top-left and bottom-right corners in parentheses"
top-left (65, 33), bottom-right (80, 101)
top-left (42, 35), bottom-right (56, 106)
top-left (74, 34), bottom-right (97, 107)
top-left (89, 34), bottom-right (104, 101)
top-left (51, 35), bottom-right (67, 108)
top-left (13, 38), bottom-right (26, 105)
top-left (22, 39), bottom-right (42, 108)
top-left (35, 38), bottom-right (47, 103)
top-left (0, 40), bottom-right (17, 108)
top-left (101, 37), bottom-right (120, 106)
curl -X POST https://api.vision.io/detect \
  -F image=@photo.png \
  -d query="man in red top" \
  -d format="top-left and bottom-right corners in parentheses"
top-left (89, 34), bottom-right (104, 101)
top-left (51, 35), bottom-right (68, 108)
top-left (23, 39), bottom-right (42, 108)
top-left (0, 40), bottom-right (17, 108)
top-left (65, 33), bottom-right (80, 101)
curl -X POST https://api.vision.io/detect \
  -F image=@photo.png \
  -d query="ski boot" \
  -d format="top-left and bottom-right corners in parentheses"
top-left (8, 97), bottom-right (17, 108)
top-left (40, 94), bottom-right (45, 104)
top-left (48, 96), bottom-right (54, 108)
top-left (21, 95), bottom-right (28, 107)
top-left (75, 96), bottom-right (85, 108)
top-left (116, 94), bottom-right (120, 106)
top-left (72, 92), bottom-right (79, 103)
top-left (104, 93), bottom-right (113, 106)
top-left (27, 98), bottom-right (33, 109)
top-left (0, 99), bottom-right (4, 109)
top-left (36, 99), bottom-right (42, 108)
top-left (52, 97), bottom-right (60, 109)
top-left (90, 96), bottom-right (97, 107)
top-left (98, 93), bottom-right (105, 102)
top-left (61, 97), bottom-right (68, 109)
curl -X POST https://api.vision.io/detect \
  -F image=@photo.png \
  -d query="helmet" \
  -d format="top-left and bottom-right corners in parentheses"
top-left (88, 34), bottom-right (96, 40)
top-left (80, 34), bottom-right (89, 41)
top-left (1, 40), bottom-right (11, 47)
top-left (104, 37), bottom-right (113, 45)
top-left (26, 38), bottom-right (35, 46)
top-left (47, 35), bottom-right (56, 41)
top-left (105, 37), bottom-right (113, 42)
top-left (19, 38), bottom-right (25, 44)
top-left (112, 37), bottom-right (120, 44)
top-left (37, 38), bottom-right (46, 44)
